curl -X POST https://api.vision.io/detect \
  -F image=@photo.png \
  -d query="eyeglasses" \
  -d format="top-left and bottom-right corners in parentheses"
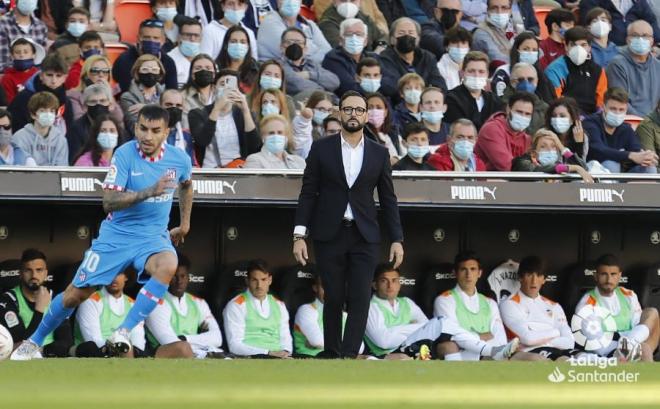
top-left (436, 7), bottom-right (460, 13)
top-left (89, 68), bottom-right (110, 75)
top-left (341, 106), bottom-right (367, 115)
top-left (283, 39), bottom-right (305, 46)
top-left (141, 19), bottom-right (164, 29)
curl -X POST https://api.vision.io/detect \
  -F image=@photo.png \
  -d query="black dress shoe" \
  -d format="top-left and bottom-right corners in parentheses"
top-left (315, 350), bottom-right (341, 359)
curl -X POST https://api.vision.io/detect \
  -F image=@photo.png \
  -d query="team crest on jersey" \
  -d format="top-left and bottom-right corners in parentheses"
top-left (4, 311), bottom-right (19, 328)
top-left (105, 165), bottom-right (118, 184)
top-left (166, 168), bottom-right (177, 180)
top-left (77, 271), bottom-right (87, 283)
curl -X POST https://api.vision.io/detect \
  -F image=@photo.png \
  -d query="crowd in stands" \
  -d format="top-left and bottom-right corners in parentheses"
top-left (2, 248), bottom-right (658, 360)
top-left (0, 0), bottom-right (656, 177)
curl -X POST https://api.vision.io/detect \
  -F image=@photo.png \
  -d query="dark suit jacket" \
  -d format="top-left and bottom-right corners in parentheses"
top-left (295, 134), bottom-right (403, 244)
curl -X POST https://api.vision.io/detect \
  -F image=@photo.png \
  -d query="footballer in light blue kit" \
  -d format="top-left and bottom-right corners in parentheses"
top-left (11, 105), bottom-right (194, 360)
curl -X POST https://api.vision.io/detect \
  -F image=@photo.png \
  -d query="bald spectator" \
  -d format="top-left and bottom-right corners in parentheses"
top-left (0, 0), bottom-right (48, 72)
top-left (381, 17), bottom-right (447, 102)
top-left (503, 63), bottom-right (548, 135)
top-left (318, 0), bottom-right (387, 50)
top-left (420, 0), bottom-right (463, 60)
top-left (579, 0), bottom-right (660, 46)
top-left (474, 91), bottom-right (534, 171)
top-left (606, 20), bottom-right (660, 117)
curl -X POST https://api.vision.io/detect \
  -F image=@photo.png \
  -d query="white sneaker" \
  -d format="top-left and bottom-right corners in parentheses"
top-left (615, 336), bottom-right (642, 363)
top-left (491, 337), bottom-right (520, 361)
top-left (106, 328), bottom-right (132, 355)
top-left (10, 340), bottom-right (43, 361)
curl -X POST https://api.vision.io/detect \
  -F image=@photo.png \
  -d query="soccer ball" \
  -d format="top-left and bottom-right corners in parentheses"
top-left (0, 324), bottom-right (13, 360)
top-left (571, 305), bottom-right (617, 351)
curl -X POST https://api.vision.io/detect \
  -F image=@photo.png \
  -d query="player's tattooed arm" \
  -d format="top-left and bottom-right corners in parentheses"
top-left (103, 175), bottom-right (175, 213)
top-left (177, 179), bottom-right (193, 233)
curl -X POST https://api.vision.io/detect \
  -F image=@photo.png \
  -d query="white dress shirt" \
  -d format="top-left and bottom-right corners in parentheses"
top-left (199, 20), bottom-right (258, 60)
top-left (365, 296), bottom-right (428, 351)
top-left (145, 292), bottom-right (222, 358)
top-left (202, 111), bottom-right (241, 168)
top-left (294, 133), bottom-right (364, 236)
top-left (75, 287), bottom-right (146, 350)
top-left (167, 46), bottom-right (192, 89)
top-left (500, 291), bottom-right (574, 351)
top-left (223, 290), bottom-right (292, 356)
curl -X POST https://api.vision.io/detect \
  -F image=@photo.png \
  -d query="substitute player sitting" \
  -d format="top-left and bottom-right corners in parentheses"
top-left (500, 256), bottom-right (576, 361)
top-left (11, 105), bottom-right (194, 360)
top-left (146, 254), bottom-right (223, 358)
top-left (575, 254), bottom-right (660, 362)
top-left (433, 251), bottom-right (509, 360)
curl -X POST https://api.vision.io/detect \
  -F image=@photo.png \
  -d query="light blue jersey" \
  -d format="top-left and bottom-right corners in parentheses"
top-left (72, 142), bottom-right (193, 288)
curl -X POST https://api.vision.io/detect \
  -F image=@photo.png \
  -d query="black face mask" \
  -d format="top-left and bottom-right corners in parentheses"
top-left (193, 70), bottom-right (215, 88)
top-left (439, 9), bottom-right (459, 31)
top-left (285, 43), bottom-right (304, 61)
top-left (87, 104), bottom-right (109, 119)
top-left (138, 72), bottom-right (160, 88)
top-left (395, 35), bottom-right (416, 54)
top-left (167, 107), bottom-right (183, 127)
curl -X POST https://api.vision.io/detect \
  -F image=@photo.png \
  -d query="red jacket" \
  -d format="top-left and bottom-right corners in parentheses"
top-left (1, 66), bottom-right (39, 104)
top-left (65, 59), bottom-right (83, 90)
top-left (427, 143), bottom-right (487, 171)
top-left (474, 112), bottom-right (531, 171)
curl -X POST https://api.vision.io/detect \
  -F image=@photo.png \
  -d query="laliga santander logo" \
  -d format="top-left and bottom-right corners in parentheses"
top-left (547, 367), bottom-right (566, 383)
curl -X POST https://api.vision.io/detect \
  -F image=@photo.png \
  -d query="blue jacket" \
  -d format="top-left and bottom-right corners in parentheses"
top-left (579, 0), bottom-right (660, 46)
top-left (591, 41), bottom-right (621, 68)
top-left (584, 112), bottom-right (641, 163)
top-left (0, 144), bottom-right (30, 165)
top-left (167, 127), bottom-right (196, 166)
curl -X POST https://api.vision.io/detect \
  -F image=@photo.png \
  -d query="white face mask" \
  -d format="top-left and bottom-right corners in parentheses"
top-left (590, 20), bottom-right (611, 38)
top-left (336, 2), bottom-right (359, 19)
top-left (463, 75), bottom-right (487, 91)
top-left (568, 45), bottom-right (589, 66)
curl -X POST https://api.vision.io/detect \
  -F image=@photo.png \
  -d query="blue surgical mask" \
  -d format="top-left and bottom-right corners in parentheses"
top-left (259, 75), bottom-right (282, 90)
top-left (551, 117), bottom-right (571, 134)
top-left (224, 8), bottom-right (246, 25)
top-left (17, 0), bottom-right (38, 15)
top-left (537, 150), bottom-right (559, 166)
top-left (488, 13), bottom-right (510, 29)
top-left (67, 22), bottom-right (87, 38)
top-left (313, 109), bottom-right (329, 125)
top-left (262, 103), bottom-right (280, 117)
top-left (403, 89), bottom-right (422, 105)
top-left (265, 134), bottom-right (287, 154)
top-left (515, 80), bottom-right (536, 93)
top-left (156, 7), bottom-right (178, 22)
top-left (604, 110), bottom-right (625, 128)
top-left (179, 41), bottom-right (200, 58)
top-left (559, 27), bottom-right (567, 38)
top-left (36, 111), bottom-right (56, 127)
top-left (360, 78), bottom-right (381, 93)
top-left (97, 132), bottom-right (118, 150)
top-left (448, 46), bottom-right (469, 63)
top-left (518, 51), bottom-right (539, 65)
top-left (227, 42), bottom-right (249, 60)
top-left (343, 35), bottom-right (365, 55)
top-left (421, 110), bottom-right (444, 124)
top-left (407, 144), bottom-right (430, 159)
top-left (630, 36), bottom-right (651, 56)
top-left (141, 40), bottom-right (161, 56)
top-left (452, 140), bottom-right (474, 160)
top-left (280, 0), bottom-right (301, 18)
top-left (509, 112), bottom-right (531, 131)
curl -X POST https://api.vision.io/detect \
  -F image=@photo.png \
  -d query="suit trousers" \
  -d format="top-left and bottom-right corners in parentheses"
top-left (314, 223), bottom-right (379, 358)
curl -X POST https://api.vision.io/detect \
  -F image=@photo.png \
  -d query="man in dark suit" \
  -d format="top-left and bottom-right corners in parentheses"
top-left (292, 91), bottom-right (404, 359)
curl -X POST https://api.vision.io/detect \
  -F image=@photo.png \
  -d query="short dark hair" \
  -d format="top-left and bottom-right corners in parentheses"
top-left (444, 26), bottom-right (472, 48)
top-left (462, 50), bottom-right (489, 71)
top-left (217, 68), bottom-right (239, 79)
top-left (177, 15), bottom-right (202, 30)
top-left (585, 7), bottom-right (612, 24)
top-left (0, 108), bottom-right (12, 124)
top-left (177, 253), bottom-right (192, 270)
top-left (356, 57), bottom-right (381, 75)
top-left (40, 53), bottom-right (67, 74)
top-left (247, 259), bottom-right (271, 278)
top-left (508, 91), bottom-right (536, 108)
top-left (10, 37), bottom-right (35, 54)
top-left (595, 254), bottom-right (620, 269)
top-left (78, 30), bottom-right (104, 47)
top-left (510, 31), bottom-right (538, 65)
top-left (137, 104), bottom-right (169, 125)
top-left (402, 121), bottom-right (428, 140)
top-left (604, 87), bottom-right (629, 104)
top-left (518, 256), bottom-right (545, 277)
top-left (374, 263), bottom-right (399, 280)
top-left (68, 6), bottom-right (91, 19)
top-left (21, 248), bottom-right (47, 266)
top-left (564, 26), bottom-right (591, 45)
top-left (545, 97), bottom-right (580, 131)
top-left (545, 8), bottom-right (576, 32)
top-left (339, 90), bottom-right (367, 108)
top-left (323, 116), bottom-right (341, 130)
top-left (454, 251), bottom-right (481, 270)
top-left (281, 27), bottom-right (306, 44)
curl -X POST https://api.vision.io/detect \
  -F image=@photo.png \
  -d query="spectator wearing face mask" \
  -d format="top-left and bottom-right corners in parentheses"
top-left (167, 17), bottom-right (204, 89)
top-left (474, 91), bottom-right (534, 171)
top-left (512, 128), bottom-right (592, 182)
top-left (249, 60), bottom-right (296, 118)
top-left (279, 27), bottom-right (339, 97)
top-left (216, 25), bottom-right (260, 93)
top-left (51, 7), bottom-right (91, 70)
top-left (419, 87), bottom-right (450, 145)
top-left (579, 0), bottom-right (660, 46)
top-left (544, 27), bottom-right (608, 115)
top-left (161, 89), bottom-right (197, 166)
top-left (538, 8), bottom-right (576, 71)
top-left (199, 0), bottom-right (259, 61)
top-left (420, 0), bottom-right (463, 60)
top-left (67, 55), bottom-right (123, 123)
top-left (151, 0), bottom-right (181, 53)
top-left (436, 26), bottom-right (472, 91)
top-left (393, 122), bottom-right (434, 171)
top-left (119, 55), bottom-right (167, 133)
top-left (427, 118), bottom-right (486, 171)
top-left (584, 87), bottom-right (658, 174)
top-left (73, 114), bottom-right (124, 167)
top-left (244, 114), bottom-right (306, 169)
top-left (586, 7), bottom-right (619, 68)
top-left (365, 92), bottom-right (404, 164)
top-left (501, 63), bottom-right (547, 136)
top-left (64, 31), bottom-right (105, 91)
top-left (318, 0), bottom-right (387, 49)
top-left (1, 37), bottom-right (44, 105)
top-left (181, 54), bottom-right (217, 129)
top-left (0, 0), bottom-right (48, 73)
top-left (472, 0), bottom-right (523, 68)
top-left (392, 73), bottom-right (425, 133)
top-left (544, 97), bottom-right (589, 162)
top-left (0, 109), bottom-right (36, 166)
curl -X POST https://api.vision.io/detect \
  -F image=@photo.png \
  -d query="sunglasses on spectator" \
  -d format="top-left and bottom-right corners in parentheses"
top-left (90, 68), bottom-right (111, 75)
top-left (0, 124), bottom-right (11, 130)
top-left (514, 77), bottom-right (536, 83)
top-left (141, 19), bottom-right (164, 29)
